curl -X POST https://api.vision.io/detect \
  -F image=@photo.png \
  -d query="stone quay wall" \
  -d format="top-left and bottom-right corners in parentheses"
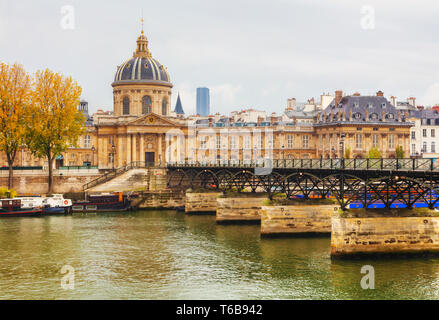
top-left (0, 170), bottom-right (100, 195)
top-left (216, 196), bottom-right (267, 223)
top-left (135, 190), bottom-right (185, 209)
top-left (185, 192), bottom-right (223, 214)
top-left (331, 215), bottom-right (439, 257)
top-left (261, 204), bottom-right (338, 236)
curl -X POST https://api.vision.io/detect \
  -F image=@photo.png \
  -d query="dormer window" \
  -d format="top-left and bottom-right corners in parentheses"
top-left (354, 102), bottom-right (359, 108)
top-left (381, 103), bottom-right (386, 108)
top-left (355, 113), bottom-right (362, 119)
top-left (370, 113), bottom-right (378, 120)
top-left (368, 103), bottom-right (373, 108)
top-left (387, 113), bottom-right (394, 119)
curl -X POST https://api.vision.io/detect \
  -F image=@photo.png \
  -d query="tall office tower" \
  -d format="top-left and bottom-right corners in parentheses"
top-left (196, 87), bottom-right (210, 116)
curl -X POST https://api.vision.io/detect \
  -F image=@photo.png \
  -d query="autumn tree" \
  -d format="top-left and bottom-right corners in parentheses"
top-left (0, 62), bottom-right (32, 189)
top-left (27, 69), bottom-right (85, 194)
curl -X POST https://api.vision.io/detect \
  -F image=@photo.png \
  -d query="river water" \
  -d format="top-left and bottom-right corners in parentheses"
top-left (0, 210), bottom-right (439, 299)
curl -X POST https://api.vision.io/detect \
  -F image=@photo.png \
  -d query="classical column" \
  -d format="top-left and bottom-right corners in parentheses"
top-left (126, 134), bottom-right (131, 164)
top-left (140, 134), bottom-right (145, 162)
top-left (132, 134), bottom-right (137, 162)
top-left (97, 136), bottom-right (103, 168)
top-left (118, 135), bottom-right (123, 167)
top-left (103, 137), bottom-right (108, 168)
top-left (158, 134), bottom-right (162, 164)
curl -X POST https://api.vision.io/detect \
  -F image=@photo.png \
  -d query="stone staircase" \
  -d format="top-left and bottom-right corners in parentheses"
top-left (83, 162), bottom-right (167, 193)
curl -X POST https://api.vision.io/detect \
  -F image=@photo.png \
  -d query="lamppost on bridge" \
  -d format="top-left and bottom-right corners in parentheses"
top-left (111, 144), bottom-right (116, 170)
top-left (340, 133), bottom-right (346, 160)
top-left (91, 146), bottom-right (95, 167)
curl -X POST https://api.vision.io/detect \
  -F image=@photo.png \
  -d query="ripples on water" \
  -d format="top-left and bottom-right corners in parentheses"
top-left (0, 210), bottom-right (438, 299)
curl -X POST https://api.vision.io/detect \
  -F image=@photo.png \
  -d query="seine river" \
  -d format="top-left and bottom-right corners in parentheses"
top-left (0, 210), bottom-right (439, 300)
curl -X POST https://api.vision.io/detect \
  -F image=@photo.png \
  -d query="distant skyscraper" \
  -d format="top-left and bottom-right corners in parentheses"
top-left (196, 87), bottom-right (210, 116)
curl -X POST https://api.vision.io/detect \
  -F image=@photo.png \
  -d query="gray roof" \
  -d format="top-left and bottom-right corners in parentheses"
top-left (317, 95), bottom-right (410, 125)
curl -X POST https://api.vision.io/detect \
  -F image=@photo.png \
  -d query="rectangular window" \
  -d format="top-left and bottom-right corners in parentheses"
top-left (355, 134), bottom-right (362, 149)
top-left (423, 129), bottom-right (427, 137)
top-left (432, 142), bottom-right (436, 153)
top-left (216, 135), bottom-right (221, 150)
top-left (302, 135), bottom-right (309, 149)
top-left (388, 134), bottom-right (395, 150)
top-left (411, 131), bottom-right (416, 140)
top-left (372, 134), bottom-right (379, 148)
top-left (423, 141), bottom-right (427, 153)
top-left (287, 135), bottom-right (294, 149)
top-left (412, 144), bottom-right (416, 154)
top-left (255, 136), bottom-right (262, 150)
top-left (230, 136), bottom-right (237, 150)
top-left (200, 136), bottom-right (207, 150)
top-left (244, 136), bottom-right (250, 149)
top-left (84, 135), bottom-right (91, 149)
top-left (108, 135), bottom-right (114, 146)
top-left (432, 129), bottom-right (435, 138)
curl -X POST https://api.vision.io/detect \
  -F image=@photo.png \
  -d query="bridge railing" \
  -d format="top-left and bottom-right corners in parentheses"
top-left (167, 158), bottom-right (439, 171)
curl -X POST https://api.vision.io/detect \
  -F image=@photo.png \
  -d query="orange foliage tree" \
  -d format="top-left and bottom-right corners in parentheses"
top-left (27, 69), bottom-right (85, 194)
top-left (0, 62), bottom-right (32, 189)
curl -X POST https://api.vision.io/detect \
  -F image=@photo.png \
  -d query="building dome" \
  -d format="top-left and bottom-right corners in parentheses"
top-left (112, 31), bottom-right (171, 87)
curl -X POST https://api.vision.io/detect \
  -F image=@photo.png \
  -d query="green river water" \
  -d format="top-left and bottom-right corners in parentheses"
top-left (0, 210), bottom-right (438, 299)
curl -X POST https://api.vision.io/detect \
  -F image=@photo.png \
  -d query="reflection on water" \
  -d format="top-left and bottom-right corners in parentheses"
top-left (0, 210), bottom-right (438, 299)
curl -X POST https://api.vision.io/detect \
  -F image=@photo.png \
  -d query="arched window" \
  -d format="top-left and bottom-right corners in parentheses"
top-left (142, 96), bottom-right (152, 114)
top-left (123, 97), bottom-right (130, 115)
top-left (162, 98), bottom-right (167, 115)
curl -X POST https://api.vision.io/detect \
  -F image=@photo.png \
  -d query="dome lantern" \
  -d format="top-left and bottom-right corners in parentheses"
top-left (133, 18), bottom-right (152, 59)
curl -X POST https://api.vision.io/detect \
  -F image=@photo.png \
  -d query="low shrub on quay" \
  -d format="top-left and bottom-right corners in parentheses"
top-left (0, 187), bottom-right (17, 199)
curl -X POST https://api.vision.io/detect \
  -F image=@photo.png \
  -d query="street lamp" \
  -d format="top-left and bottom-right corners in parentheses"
top-left (340, 133), bottom-right (345, 159)
top-left (91, 146), bottom-right (95, 167)
top-left (111, 144), bottom-right (116, 170)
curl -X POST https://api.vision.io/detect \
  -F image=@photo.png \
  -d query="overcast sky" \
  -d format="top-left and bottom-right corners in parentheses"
top-left (1, 0), bottom-right (439, 115)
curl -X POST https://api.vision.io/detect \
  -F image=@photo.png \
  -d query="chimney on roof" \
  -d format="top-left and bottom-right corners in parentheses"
top-left (353, 92), bottom-right (360, 96)
top-left (376, 90), bottom-right (384, 97)
top-left (390, 96), bottom-right (396, 107)
top-left (335, 90), bottom-right (343, 106)
top-left (407, 97), bottom-right (416, 107)
top-left (417, 106), bottom-right (424, 110)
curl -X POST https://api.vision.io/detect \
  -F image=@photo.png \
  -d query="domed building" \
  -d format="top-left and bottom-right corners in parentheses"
top-left (91, 28), bottom-right (188, 169)
top-left (112, 29), bottom-right (172, 117)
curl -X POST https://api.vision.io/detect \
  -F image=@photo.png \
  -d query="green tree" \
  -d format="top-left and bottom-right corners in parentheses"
top-left (396, 145), bottom-right (404, 158)
top-left (26, 69), bottom-right (85, 194)
top-left (0, 62), bottom-right (32, 189)
top-left (366, 147), bottom-right (382, 159)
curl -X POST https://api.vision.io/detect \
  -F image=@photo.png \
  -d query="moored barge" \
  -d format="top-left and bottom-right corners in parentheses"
top-left (0, 199), bottom-right (43, 217)
top-left (72, 192), bottom-right (132, 213)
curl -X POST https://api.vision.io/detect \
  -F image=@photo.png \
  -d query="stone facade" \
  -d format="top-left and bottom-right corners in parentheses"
top-left (216, 196), bottom-right (267, 223)
top-left (185, 192), bottom-right (222, 213)
top-left (331, 215), bottom-right (439, 257)
top-left (261, 204), bottom-right (338, 236)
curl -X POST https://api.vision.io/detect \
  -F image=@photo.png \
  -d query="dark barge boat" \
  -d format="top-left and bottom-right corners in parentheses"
top-left (0, 199), bottom-right (42, 217)
top-left (72, 192), bottom-right (133, 213)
